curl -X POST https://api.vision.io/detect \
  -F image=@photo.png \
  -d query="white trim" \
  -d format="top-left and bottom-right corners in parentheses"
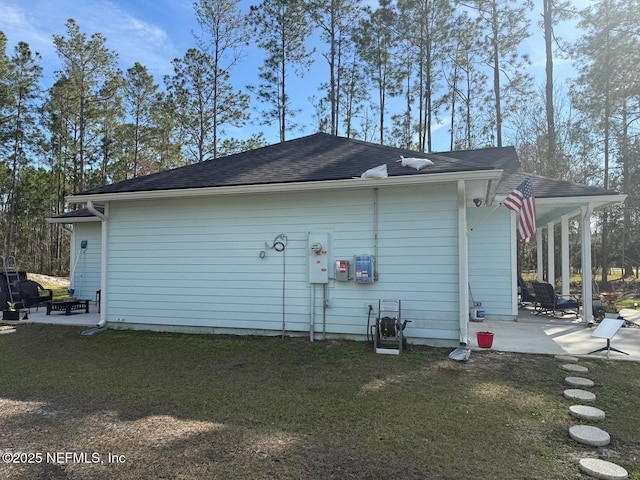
top-left (98, 203), bottom-right (109, 327)
top-left (47, 216), bottom-right (101, 224)
top-left (496, 194), bottom-right (626, 207)
top-left (66, 170), bottom-right (503, 203)
top-left (561, 216), bottom-right (570, 297)
top-left (581, 204), bottom-right (594, 324)
top-left (458, 180), bottom-right (469, 345)
top-left (510, 211), bottom-right (518, 317)
top-left (536, 229), bottom-right (544, 282)
top-left (547, 221), bottom-right (555, 287)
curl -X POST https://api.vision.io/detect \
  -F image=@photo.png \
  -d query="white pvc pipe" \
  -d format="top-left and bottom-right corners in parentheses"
top-left (310, 284), bottom-right (315, 342)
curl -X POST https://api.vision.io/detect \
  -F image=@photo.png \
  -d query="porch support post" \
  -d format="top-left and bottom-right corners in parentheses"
top-left (561, 215), bottom-right (571, 297)
top-left (581, 204), bottom-right (594, 323)
top-left (547, 222), bottom-right (555, 287)
top-left (537, 227), bottom-right (544, 281)
top-left (458, 180), bottom-right (469, 345)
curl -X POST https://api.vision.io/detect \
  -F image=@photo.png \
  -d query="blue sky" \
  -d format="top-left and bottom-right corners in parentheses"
top-left (0, 0), bottom-right (584, 150)
top-left (0, 0), bottom-right (332, 146)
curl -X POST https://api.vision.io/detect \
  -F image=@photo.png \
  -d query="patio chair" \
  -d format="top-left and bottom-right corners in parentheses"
top-left (16, 280), bottom-right (53, 312)
top-left (517, 276), bottom-right (535, 307)
top-left (530, 281), bottom-right (580, 317)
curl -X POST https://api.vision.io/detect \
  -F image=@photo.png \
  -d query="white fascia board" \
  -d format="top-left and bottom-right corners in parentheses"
top-left (535, 194), bottom-right (627, 208)
top-left (66, 170), bottom-right (503, 204)
top-left (46, 216), bottom-right (102, 224)
top-left (495, 194), bottom-right (627, 209)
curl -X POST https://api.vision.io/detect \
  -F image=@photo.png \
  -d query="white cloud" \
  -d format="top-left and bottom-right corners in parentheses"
top-left (0, 1), bottom-right (57, 56)
top-left (81, 1), bottom-right (178, 77)
top-left (0, 0), bottom-right (187, 85)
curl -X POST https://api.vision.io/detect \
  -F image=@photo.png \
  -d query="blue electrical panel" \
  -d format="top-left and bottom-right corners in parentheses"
top-left (354, 255), bottom-right (375, 283)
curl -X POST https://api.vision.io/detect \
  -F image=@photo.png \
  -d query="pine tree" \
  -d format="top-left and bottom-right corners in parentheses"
top-left (248, 0), bottom-right (313, 143)
top-left (51, 19), bottom-right (119, 193)
top-left (463, 0), bottom-right (534, 147)
top-left (356, 1), bottom-right (398, 145)
top-left (166, 48), bottom-right (249, 163)
top-left (0, 41), bottom-right (42, 255)
top-left (397, 0), bottom-right (454, 152)
top-left (123, 63), bottom-right (161, 177)
top-left (192, 0), bottom-right (250, 159)
top-left (572, 0), bottom-right (640, 284)
top-left (308, 0), bottom-right (362, 136)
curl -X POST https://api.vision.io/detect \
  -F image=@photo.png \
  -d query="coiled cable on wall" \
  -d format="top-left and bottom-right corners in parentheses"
top-left (271, 234), bottom-right (287, 252)
top-left (269, 234), bottom-right (288, 338)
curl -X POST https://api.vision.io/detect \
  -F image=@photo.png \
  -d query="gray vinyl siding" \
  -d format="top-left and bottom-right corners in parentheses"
top-left (105, 184), bottom-right (462, 343)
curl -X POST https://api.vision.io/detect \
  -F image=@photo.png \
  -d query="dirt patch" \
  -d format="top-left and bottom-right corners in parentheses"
top-left (27, 273), bottom-right (69, 287)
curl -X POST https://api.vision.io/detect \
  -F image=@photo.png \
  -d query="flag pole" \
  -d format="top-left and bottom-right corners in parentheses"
top-left (469, 203), bottom-right (503, 232)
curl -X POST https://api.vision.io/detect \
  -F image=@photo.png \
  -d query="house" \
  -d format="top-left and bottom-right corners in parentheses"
top-left (48, 133), bottom-right (625, 347)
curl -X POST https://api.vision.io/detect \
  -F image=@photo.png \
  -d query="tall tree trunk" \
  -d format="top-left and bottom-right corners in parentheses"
top-left (543, 0), bottom-right (556, 160)
top-left (491, 0), bottom-right (502, 147)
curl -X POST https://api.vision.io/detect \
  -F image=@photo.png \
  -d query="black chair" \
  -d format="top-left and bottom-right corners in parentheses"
top-left (530, 281), bottom-right (580, 317)
top-left (16, 280), bottom-right (53, 312)
top-left (517, 276), bottom-right (535, 306)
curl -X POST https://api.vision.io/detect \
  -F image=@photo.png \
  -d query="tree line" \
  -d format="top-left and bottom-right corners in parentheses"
top-left (0, 0), bottom-right (638, 281)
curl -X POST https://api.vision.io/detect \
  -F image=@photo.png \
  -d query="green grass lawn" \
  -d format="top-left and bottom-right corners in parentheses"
top-left (1, 325), bottom-right (639, 479)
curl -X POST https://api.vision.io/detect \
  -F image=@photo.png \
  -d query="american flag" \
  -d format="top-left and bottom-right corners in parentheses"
top-left (503, 177), bottom-right (536, 243)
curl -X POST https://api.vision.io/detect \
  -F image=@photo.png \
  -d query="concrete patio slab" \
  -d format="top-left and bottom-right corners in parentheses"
top-left (468, 307), bottom-right (640, 361)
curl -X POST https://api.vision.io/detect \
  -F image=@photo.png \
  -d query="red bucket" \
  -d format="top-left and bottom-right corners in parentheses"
top-left (477, 332), bottom-right (494, 349)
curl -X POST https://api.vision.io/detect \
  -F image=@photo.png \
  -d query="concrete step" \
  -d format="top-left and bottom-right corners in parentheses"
top-left (565, 376), bottom-right (595, 388)
top-left (564, 389), bottom-right (596, 402)
top-left (561, 363), bottom-right (589, 373)
top-left (569, 405), bottom-right (605, 421)
top-left (579, 458), bottom-right (628, 479)
top-left (569, 425), bottom-right (610, 447)
top-left (555, 355), bottom-right (580, 362)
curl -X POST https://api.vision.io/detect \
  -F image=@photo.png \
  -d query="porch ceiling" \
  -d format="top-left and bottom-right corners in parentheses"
top-left (534, 195), bottom-right (627, 227)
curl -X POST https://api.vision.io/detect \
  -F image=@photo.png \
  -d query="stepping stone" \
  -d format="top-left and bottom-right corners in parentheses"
top-left (566, 376), bottom-right (595, 387)
top-left (556, 355), bottom-right (579, 362)
top-left (562, 363), bottom-right (589, 373)
top-left (569, 425), bottom-right (610, 446)
top-left (564, 389), bottom-right (596, 402)
top-left (569, 405), bottom-right (606, 421)
top-left (579, 458), bottom-right (628, 479)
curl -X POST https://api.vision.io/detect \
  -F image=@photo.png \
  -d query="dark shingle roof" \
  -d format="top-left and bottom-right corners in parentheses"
top-left (50, 206), bottom-right (104, 220)
top-left (501, 173), bottom-right (618, 199)
top-left (437, 147), bottom-right (619, 198)
top-left (70, 133), bottom-right (619, 200)
top-left (74, 133), bottom-right (495, 196)
top-left (436, 146), bottom-right (521, 175)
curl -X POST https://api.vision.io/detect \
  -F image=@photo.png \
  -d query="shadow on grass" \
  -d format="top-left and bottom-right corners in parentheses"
top-left (1, 324), bottom-right (639, 480)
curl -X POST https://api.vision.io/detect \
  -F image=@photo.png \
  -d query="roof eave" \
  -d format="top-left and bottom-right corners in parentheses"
top-left (66, 170), bottom-right (503, 203)
top-left (539, 194), bottom-right (627, 223)
top-left (536, 194), bottom-right (627, 206)
top-left (46, 215), bottom-right (102, 224)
